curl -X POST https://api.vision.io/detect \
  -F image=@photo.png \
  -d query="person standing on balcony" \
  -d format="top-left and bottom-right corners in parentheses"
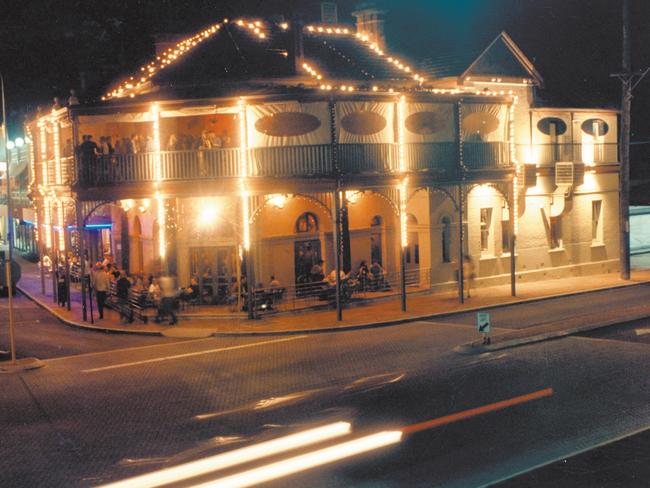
top-left (130, 134), bottom-right (141, 154)
top-left (52, 97), bottom-right (63, 110)
top-left (78, 135), bottom-right (99, 181)
top-left (68, 89), bottom-right (79, 106)
top-left (198, 130), bottom-right (213, 177)
top-left (145, 135), bottom-right (155, 153)
top-left (208, 131), bottom-right (222, 148)
top-left (99, 136), bottom-right (114, 159)
top-left (166, 133), bottom-right (179, 151)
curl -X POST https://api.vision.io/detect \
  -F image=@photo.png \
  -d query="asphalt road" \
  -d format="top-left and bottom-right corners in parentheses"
top-left (1, 291), bottom-right (650, 487)
top-left (434, 283), bottom-right (650, 330)
top-left (0, 295), bottom-right (181, 359)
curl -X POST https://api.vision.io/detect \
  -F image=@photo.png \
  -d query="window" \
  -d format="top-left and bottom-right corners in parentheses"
top-left (441, 216), bottom-right (451, 263)
top-left (592, 200), bottom-right (603, 243)
top-left (501, 218), bottom-right (511, 254)
top-left (550, 216), bottom-right (562, 249)
top-left (480, 208), bottom-right (492, 253)
top-left (296, 212), bottom-right (318, 233)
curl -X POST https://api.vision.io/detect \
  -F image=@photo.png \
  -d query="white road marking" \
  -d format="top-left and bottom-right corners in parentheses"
top-left (47, 338), bottom-right (217, 362)
top-left (82, 336), bottom-right (308, 373)
top-left (635, 328), bottom-right (650, 336)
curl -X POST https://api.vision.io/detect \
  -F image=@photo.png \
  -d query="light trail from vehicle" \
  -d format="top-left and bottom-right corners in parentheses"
top-left (97, 422), bottom-right (351, 488)
top-left (190, 431), bottom-right (404, 488)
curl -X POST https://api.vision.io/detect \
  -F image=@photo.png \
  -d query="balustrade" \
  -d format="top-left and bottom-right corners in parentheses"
top-left (72, 142), bottom-right (518, 187)
top-left (516, 143), bottom-right (619, 166)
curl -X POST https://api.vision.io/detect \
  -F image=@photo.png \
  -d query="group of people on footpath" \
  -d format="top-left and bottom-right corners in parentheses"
top-left (88, 260), bottom-right (178, 325)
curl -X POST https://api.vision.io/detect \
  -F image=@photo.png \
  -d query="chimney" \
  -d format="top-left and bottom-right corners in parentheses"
top-left (321, 2), bottom-right (338, 24)
top-left (352, 2), bottom-right (386, 50)
top-left (288, 19), bottom-right (305, 76)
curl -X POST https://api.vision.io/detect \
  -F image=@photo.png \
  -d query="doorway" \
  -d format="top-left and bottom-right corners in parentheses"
top-left (190, 246), bottom-right (237, 304)
top-left (405, 214), bottom-right (420, 285)
top-left (294, 239), bottom-right (322, 284)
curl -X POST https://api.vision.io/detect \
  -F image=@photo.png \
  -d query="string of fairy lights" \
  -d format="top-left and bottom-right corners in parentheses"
top-left (103, 22), bottom-right (224, 100)
top-left (26, 15), bottom-right (534, 270)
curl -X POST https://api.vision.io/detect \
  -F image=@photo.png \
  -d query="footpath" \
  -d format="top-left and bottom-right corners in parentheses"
top-left (13, 256), bottom-right (650, 354)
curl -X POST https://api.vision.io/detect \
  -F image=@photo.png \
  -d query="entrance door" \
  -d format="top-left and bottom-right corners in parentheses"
top-left (190, 246), bottom-right (236, 304)
top-left (294, 239), bottom-right (321, 284)
top-left (405, 214), bottom-right (420, 285)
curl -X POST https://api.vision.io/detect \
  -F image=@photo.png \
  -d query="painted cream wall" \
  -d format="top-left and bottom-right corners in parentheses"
top-left (346, 191), bottom-right (399, 274)
top-left (427, 191), bottom-right (460, 285)
top-left (466, 186), bottom-right (512, 279)
top-left (254, 195), bottom-right (333, 287)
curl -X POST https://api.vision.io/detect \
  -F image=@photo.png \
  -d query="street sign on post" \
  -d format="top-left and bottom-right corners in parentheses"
top-left (477, 312), bottom-right (491, 334)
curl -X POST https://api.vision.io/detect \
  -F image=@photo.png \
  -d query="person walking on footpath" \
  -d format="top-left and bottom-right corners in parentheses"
top-left (116, 271), bottom-right (132, 323)
top-left (156, 274), bottom-right (178, 325)
top-left (91, 263), bottom-right (109, 319)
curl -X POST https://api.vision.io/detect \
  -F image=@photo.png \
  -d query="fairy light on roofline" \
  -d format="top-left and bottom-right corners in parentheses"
top-left (105, 23), bottom-right (222, 99)
top-left (305, 24), bottom-right (424, 84)
top-left (301, 62), bottom-right (324, 81)
top-left (233, 18), bottom-right (268, 40)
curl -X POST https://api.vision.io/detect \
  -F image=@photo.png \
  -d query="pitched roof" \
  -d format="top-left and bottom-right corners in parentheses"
top-left (419, 32), bottom-right (543, 86)
top-left (102, 19), bottom-right (424, 102)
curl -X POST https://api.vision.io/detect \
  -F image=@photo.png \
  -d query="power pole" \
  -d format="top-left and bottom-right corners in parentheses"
top-left (613, 0), bottom-right (649, 279)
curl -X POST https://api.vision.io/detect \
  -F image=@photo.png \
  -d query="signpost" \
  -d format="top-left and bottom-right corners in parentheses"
top-left (477, 311), bottom-right (491, 345)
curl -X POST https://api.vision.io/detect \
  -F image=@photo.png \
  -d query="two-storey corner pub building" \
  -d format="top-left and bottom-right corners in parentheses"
top-left (25, 10), bottom-right (620, 317)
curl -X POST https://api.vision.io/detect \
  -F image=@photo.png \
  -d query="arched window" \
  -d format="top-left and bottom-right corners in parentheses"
top-left (441, 216), bottom-right (451, 263)
top-left (295, 212), bottom-right (319, 233)
top-left (407, 213), bottom-right (418, 225)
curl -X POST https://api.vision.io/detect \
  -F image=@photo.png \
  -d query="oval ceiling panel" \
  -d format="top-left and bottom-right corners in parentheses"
top-left (340, 111), bottom-right (387, 135)
top-left (255, 112), bottom-right (321, 137)
top-left (405, 111), bottom-right (444, 135)
top-left (537, 117), bottom-right (568, 136)
top-left (462, 112), bottom-right (499, 137)
top-left (581, 118), bottom-right (609, 136)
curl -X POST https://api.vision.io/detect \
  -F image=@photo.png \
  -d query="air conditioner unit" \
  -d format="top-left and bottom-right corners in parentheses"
top-left (555, 162), bottom-right (574, 186)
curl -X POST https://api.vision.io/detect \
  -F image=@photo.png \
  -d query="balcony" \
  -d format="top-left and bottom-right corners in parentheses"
top-left (73, 142), bottom-right (511, 188)
top-left (516, 143), bottom-right (619, 166)
top-left (463, 142), bottom-right (510, 170)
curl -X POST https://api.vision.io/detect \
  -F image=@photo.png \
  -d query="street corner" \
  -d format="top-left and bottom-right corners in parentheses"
top-left (453, 342), bottom-right (490, 355)
top-left (0, 357), bottom-right (46, 374)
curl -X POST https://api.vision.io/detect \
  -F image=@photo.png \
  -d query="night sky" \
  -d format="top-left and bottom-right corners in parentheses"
top-left (2, 0), bottom-right (650, 142)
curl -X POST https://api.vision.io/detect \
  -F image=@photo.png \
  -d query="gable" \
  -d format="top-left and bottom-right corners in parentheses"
top-left (462, 32), bottom-right (543, 86)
